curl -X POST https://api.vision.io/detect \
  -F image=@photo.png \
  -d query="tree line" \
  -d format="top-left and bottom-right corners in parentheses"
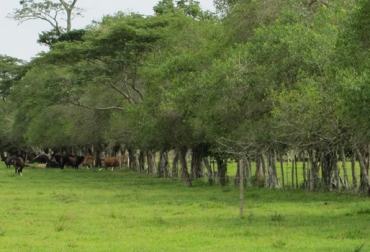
top-left (1, 0), bottom-right (370, 192)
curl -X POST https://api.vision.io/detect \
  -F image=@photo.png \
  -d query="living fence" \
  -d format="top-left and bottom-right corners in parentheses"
top-left (134, 150), bottom-right (365, 192)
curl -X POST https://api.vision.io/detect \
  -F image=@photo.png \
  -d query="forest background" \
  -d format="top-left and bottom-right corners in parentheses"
top-left (1, 0), bottom-right (370, 192)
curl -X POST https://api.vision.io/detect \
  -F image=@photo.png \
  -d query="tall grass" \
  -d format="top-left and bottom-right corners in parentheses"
top-left (0, 164), bottom-right (368, 251)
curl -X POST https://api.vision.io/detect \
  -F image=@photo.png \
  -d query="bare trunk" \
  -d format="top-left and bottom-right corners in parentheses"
top-left (351, 151), bottom-right (358, 188)
top-left (245, 156), bottom-right (252, 187)
top-left (291, 155), bottom-right (295, 189)
top-left (355, 147), bottom-right (369, 193)
top-left (279, 153), bottom-right (284, 189)
top-left (147, 150), bottom-right (156, 174)
top-left (295, 155), bottom-right (298, 189)
top-left (128, 148), bottom-right (138, 170)
top-left (261, 153), bottom-right (268, 188)
top-left (138, 150), bottom-right (146, 173)
top-left (157, 150), bottom-right (170, 178)
top-left (302, 153), bottom-right (308, 190)
top-left (340, 147), bottom-right (349, 188)
top-left (254, 154), bottom-right (264, 187)
top-left (267, 151), bottom-right (279, 188)
top-left (172, 150), bottom-right (179, 178)
top-left (190, 149), bottom-right (203, 179)
top-left (308, 149), bottom-right (320, 190)
top-left (216, 157), bottom-right (228, 186)
top-left (234, 160), bottom-right (240, 186)
top-left (177, 146), bottom-right (192, 187)
top-left (202, 157), bottom-right (214, 183)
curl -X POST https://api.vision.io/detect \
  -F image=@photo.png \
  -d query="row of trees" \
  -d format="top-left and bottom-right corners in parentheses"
top-left (1, 0), bottom-right (370, 192)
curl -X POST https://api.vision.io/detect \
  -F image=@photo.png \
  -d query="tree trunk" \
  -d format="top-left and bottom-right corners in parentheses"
top-left (60, 0), bottom-right (78, 32)
top-left (302, 152), bottom-right (308, 190)
top-left (267, 150), bottom-right (279, 188)
top-left (355, 147), bottom-right (369, 193)
top-left (190, 149), bottom-right (203, 179)
top-left (147, 150), bottom-right (156, 174)
top-left (157, 150), bottom-right (170, 178)
top-left (261, 153), bottom-right (268, 188)
top-left (234, 160), bottom-right (240, 186)
top-left (322, 150), bottom-right (335, 189)
top-left (308, 149), bottom-right (320, 190)
top-left (254, 154), bottom-right (264, 187)
top-left (177, 146), bottom-right (192, 187)
top-left (138, 150), bottom-right (146, 173)
top-left (216, 157), bottom-right (228, 186)
top-left (128, 148), bottom-right (138, 171)
top-left (295, 155), bottom-right (298, 189)
top-left (245, 156), bottom-right (252, 187)
top-left (340, 147), bottom-right (349, 188)
top-left (331, 150), bottom-right (342, 190)
top-left (351, 151), bottom-right (358, 189)
top-left (291, 155), bottom-right (295, 189)
top-left (279, 152), bottom-right (284, 189)
top-left (202, 157), bottom-right (214, 184)
top-left (172, 150), bottom-right (179, 179)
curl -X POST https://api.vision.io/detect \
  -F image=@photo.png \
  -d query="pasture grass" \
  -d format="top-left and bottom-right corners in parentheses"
top-left (0, 164), bottom-right (369, 251)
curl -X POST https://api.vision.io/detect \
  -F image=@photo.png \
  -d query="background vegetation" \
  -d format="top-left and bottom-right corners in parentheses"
top-left (2, 0), bottom-right (370, 192)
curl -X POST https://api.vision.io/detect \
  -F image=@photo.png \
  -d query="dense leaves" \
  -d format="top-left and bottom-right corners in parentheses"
top-left (2, 0), bottom-right (370, 189)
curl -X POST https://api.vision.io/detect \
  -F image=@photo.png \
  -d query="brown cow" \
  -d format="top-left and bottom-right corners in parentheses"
top-left (81, 155), bottom-right (95, 169)
top-left (11, 156), bottom-right (25, 176)
top-left (103, 156), bottom-right (119, 171)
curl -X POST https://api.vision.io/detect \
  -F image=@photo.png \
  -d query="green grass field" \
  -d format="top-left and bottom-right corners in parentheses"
top-left (0, 164), bottom-right (369, 251)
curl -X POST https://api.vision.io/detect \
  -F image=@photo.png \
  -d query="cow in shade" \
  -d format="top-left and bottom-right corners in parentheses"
top-left (103, 156), bottom-right (119, 171)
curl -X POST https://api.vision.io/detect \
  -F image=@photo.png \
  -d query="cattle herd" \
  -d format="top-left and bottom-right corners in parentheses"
top-left (0, 151), bottom-right (128, 176)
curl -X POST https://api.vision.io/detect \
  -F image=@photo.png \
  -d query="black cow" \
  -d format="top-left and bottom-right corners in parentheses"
top-left (52, 154), bottom-right (85, 169)
top-left (2, 154), bottom-right (17, 168)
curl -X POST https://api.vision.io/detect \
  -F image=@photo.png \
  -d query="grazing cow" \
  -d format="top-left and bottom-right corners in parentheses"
top-left (4, 155), bottom-right (16, 168)
top-left (81, 155), bottom-right (95, 169)
top-left (11, 156), bottom-right (25, 176)
top-left (52, 154), bottom-right (84, 169)
top-left (103, 156), bottom-right (119, 171)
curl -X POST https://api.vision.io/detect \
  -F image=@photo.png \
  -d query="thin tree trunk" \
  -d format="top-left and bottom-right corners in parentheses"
top-left (351, 151), bottom-right (357, 189)
top-left (216, 157), bottom-right (228, 186)
top-left (355, 147), bottom-right (369, 193)
top-left (138, 150), bottom-right (145, 173)
top-left (291, 155), bottom-right (295, 189)
top-left (340, 146), bottom-right (349, 188)
top-left (177, 146), bottom-right (192, 187)
top-left (157, 150), bottom-right (170, 178)
top-left (295, 155), bottom-right (299, 189)
top-left (261, 153), bottom-right (268, 188)
top-left (308, 149), bottom-right (320, 190)
top-left (245, 156), bottom-right (252, 187)
top-left (234, 160), bottom-right (240, 186)
top-left (190, 149), bottom-right (202, 179)
top-left (267, 150), bottom-right (279, 188)
top-left (147, 150), bottom-right (156, 174)
top-left (279, 152), bottom-right (284, 189)
top-left (302, 152), bottom-right (307, 190)
top-left (171, 150), bottom-right (179, 178)
top-left (128, 148), bottom-right (138, 171)
top-left (203, 157), bottom-right (213, 184)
